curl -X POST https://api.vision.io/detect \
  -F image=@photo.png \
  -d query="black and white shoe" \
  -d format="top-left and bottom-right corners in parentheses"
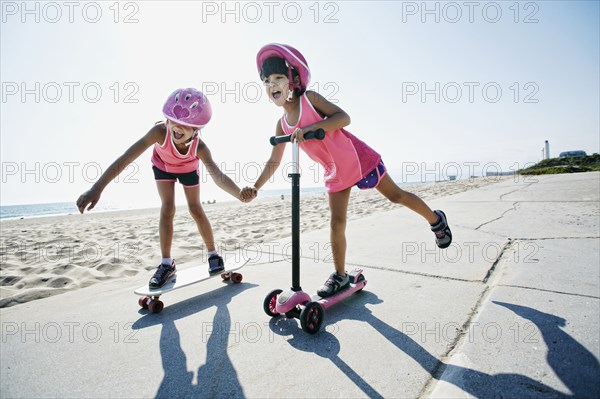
top-left (149, 260), bottom-right (176, 289)
top-left (316, 272), bottom-right (350, 298)
top-left (208, 254), bottom-right (225, 275)
top-left (430, 210), bottom-right (452, 249)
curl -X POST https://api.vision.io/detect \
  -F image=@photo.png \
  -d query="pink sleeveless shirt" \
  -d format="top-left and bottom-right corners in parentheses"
top-left (151, 128), bottom-right (200, 174)
top-left (281, 94), bottom-right (381, 192)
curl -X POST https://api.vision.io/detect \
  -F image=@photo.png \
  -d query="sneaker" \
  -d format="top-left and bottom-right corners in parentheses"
top-left (430, 210), bottom-right (452, 249)
top-left (149, 260), bottom-right (176, 289)
top-left (317, 272), bottom-right (350, 298)
top-left (208, 254), bottom-right (225, 275)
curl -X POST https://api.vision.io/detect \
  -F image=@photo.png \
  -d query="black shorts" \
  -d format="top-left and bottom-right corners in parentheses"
top-left (152, 166), bottom-right (199, 187)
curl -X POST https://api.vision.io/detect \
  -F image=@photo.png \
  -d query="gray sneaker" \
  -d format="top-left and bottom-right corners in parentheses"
top-left (430, 210), bottom-right (452, 249)
top-left (149, 260), bottom-right (176, 289)
top-left (208, 254), bottom-right (225, 275)
top-left (317, 272), bottom-right (350, 298)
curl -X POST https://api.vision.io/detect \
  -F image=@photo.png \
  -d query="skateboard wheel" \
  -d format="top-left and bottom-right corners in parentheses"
top-left (263, 289), bottom-right (283, 317)
top-left (231, 273), bottom-right (243, 283)
top-left (138, 297), bottom-right (149, 309)
top-left (221, 273), bottom-right (230, 281)
top-left (148, 300), bottom-right (164, 313)
top-left (300, 302), bottom-right (324, 334)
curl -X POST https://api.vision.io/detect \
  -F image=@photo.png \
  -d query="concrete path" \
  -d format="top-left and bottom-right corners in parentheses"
top-left (1, 173), bottom-right (598, 398)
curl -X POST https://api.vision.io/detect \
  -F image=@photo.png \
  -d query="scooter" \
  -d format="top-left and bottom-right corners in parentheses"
top-left (263, 129), bottom-right (367, 334)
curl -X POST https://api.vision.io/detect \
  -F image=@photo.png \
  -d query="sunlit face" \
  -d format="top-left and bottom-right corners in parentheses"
top-left (262, 73), bottom-right (290, 106)
top-left (166, 120), bottom-right (196, 145)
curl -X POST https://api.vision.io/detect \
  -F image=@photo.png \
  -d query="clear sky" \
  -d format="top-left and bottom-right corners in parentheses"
top-left (1, 1), bottom-right (599, 208)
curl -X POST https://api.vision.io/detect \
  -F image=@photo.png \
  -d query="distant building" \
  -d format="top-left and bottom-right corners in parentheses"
top-left (559, 150), bottom-right (587, 158)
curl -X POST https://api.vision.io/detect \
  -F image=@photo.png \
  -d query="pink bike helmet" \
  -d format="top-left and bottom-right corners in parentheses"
top-left (162, 88), bottom-right (212, 128)
top-left (256, 43), bottom-right (311, 93)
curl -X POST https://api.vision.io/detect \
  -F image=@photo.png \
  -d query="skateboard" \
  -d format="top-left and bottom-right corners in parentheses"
top-left (134, 258), bottom-right (248, 313)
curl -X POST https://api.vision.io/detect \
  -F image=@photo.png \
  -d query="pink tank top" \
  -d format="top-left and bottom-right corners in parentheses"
top-left (151, 128), bottom-right (200, 174)
top-left (280, 94), bottom-right (381, 192)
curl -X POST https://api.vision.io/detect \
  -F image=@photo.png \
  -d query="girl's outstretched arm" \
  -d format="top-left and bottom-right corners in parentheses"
top-left (253, 120), bottom-right (287, 191)
top-left (76, 124), bottom-right (164, 213)
top-left (290, 91), bottom-right (351, 142)
top-left (197, 141), bottom-right (243, 200)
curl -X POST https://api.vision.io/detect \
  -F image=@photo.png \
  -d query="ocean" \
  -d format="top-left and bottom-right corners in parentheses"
top-left (0, 187), bottom-right (328, 220)
top-left (1, 179), bottom-right (441, 220)
top-left (0, 201), bottom-right (116, 220)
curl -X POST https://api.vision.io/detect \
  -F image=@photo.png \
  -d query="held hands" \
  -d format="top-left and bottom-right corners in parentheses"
top-left (290, 128), bottom-right (305, 143)
top-left (240, 186), bottom-right (258, 203)
top-left (76, 188), bottom-right (101, 214)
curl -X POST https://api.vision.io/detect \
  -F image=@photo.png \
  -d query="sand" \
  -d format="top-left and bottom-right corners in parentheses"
top-left (0, 177), bottom-right (507, 307)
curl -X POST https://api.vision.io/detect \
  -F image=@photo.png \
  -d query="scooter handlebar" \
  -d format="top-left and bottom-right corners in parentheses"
top-left (270, 128), bottom-right (325, 146)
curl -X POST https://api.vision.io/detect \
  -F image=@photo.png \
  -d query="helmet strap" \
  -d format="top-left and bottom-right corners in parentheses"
top-left (185, 130), bottom-right (198, 147)
top-left (285, 60), bottom-right (298, 102)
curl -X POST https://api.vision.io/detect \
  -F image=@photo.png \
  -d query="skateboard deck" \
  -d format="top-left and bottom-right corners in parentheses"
top-left (135, 258), bottom-right (248, 313)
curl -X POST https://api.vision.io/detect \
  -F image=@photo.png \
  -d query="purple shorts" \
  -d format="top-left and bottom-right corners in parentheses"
top-left (356, 160), bottom-right (387, 190)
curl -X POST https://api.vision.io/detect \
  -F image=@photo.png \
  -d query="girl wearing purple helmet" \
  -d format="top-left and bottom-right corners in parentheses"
top-left (77, 88), bottom-right (246, 288)
top-left (243, 44), bottom-right (452, 298)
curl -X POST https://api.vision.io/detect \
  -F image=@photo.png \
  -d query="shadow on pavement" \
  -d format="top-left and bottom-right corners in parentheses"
top-left (131, 282), bottom-right (258, 399)
top-left (269, 290), bottom-right (598, 398)
top-left (493, 301), bottom-right (600, 399)
top-left (268, 317), bottom-right (386, 399)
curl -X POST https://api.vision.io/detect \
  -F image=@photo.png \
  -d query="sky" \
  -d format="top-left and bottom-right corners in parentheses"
top-left (1, 0), bottom-right (599, 208)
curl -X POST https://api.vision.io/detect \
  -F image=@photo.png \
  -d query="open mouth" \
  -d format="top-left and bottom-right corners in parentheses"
top-left (272, 90), bottom-right (282, 100)
top-left (173, 131), bottom-right (184, 140)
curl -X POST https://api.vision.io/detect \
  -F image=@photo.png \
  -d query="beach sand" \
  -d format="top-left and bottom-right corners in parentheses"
top-left (0, 177), bottom-right (507, 308)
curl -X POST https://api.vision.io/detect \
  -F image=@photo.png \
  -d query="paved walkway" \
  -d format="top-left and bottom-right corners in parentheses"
top-left (1, 173), bottom-right (599, 398)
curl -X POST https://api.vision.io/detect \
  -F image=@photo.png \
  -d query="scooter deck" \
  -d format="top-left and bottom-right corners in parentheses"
top-left (311, 279), bottom-right (367, 309)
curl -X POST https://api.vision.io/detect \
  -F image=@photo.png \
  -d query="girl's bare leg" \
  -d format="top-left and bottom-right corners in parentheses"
top-left (328, 187), bottom-right (352, 276)
top-left (156, 181), bottom-right (176, 258)
top-left (183, 186), bottom-right (216, 253)
top-left (376, 174), bottom-right (438, 224)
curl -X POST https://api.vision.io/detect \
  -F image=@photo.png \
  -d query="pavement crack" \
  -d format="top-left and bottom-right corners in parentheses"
top-left (344, 263), bottom-right (480, 284)
top-left (498, 182), bottom-right (536, 201)
top-left (497, 284), bottom-right (600, 299)
top-left (419, 285), bottom-right (492, 398)
top-left (482, 239), bottom-right (515, 284)
top-left (474, 180), bottom-right (536, 230)
top-left (511, 236), bottom-right (600, 241)
top-left (475, 202), bottom-right (519, 231)
top-left (419, 239), bottom-right (515, 397)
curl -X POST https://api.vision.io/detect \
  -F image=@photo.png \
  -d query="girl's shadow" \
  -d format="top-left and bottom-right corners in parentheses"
top-left (269, 291), bottom-right (595, 398)
top-left (269, 316), bottom-right (386, 399)
top-left (132, 282), bottom-right (258, 399)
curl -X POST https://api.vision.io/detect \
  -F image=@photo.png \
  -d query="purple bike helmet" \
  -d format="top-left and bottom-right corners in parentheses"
top-left (256, 43), bottom-right (311, 94)
top-left (162, 88), bottom-right (212, 128)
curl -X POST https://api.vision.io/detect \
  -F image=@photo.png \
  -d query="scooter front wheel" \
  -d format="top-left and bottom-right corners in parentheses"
top-left (300, 302), bottom-right (324, 334)
top-left (263, 289), bottom-right (283, 317)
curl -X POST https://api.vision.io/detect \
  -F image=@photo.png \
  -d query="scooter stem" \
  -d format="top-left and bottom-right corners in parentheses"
top-left (269, 129), bottom-right (325, 292)
top-left (290, 140), bottom-right (301, 291)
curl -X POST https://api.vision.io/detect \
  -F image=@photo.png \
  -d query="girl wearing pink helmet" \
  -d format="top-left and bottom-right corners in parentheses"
top-left (244, 44), bottom-right (452, 297)
top-left (77, 88), bottom-right (246, 288)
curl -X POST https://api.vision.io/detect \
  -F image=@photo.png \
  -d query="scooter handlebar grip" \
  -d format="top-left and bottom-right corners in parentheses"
top-left (304, 129), bottom-right (325, 140)
top-left (270, 128), bottom-right (325, 146)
